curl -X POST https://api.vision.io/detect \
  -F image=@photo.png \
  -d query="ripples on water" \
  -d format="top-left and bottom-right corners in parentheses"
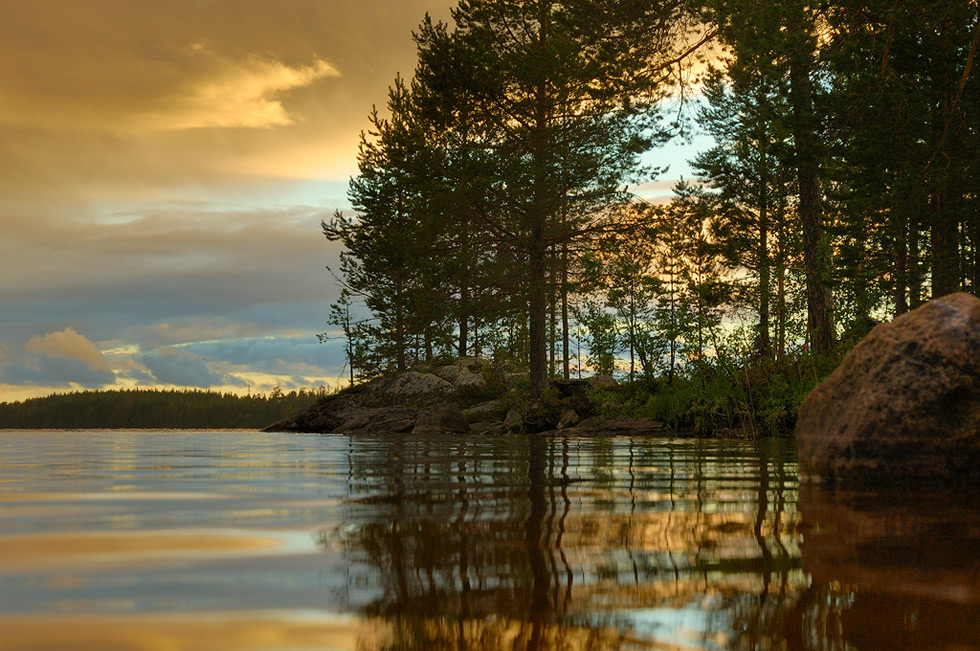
top-left (0, 430), bottom-right (977, 650)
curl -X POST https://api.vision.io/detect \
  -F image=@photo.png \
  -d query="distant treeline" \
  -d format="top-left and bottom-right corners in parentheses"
top-left (0, 388), bottom-right (327, 430)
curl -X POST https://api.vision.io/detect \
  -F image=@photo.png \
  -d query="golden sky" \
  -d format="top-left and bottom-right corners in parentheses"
top-left (0, 0), bottom-right (700, 402)
top-left (0, 0), bottom-right (453, 400)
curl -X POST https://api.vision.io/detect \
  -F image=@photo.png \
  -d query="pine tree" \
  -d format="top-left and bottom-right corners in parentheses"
top-left (824, 0), bottom-right (980, 308)
top-left (422, 0), bottom-right (693, 397)
top-left (703, 0), bottom-right (836, 352)
top-left (324, 76), bottom-right (454, 374)
top-left (691, 66), bottom-right (796, 358)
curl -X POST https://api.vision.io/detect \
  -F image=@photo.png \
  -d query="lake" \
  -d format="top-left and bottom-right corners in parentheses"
top-left (0, 430), bottom-right (977, 650)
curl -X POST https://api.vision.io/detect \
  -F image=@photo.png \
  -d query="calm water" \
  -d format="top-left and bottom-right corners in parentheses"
top-left (0, 430), bottom-right (977, 650)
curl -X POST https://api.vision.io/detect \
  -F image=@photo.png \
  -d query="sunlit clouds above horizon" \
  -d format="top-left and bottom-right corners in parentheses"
top-left (0, 0), bottom-right (696, 403)
top-left (0, 0), bottom-right (454, 401)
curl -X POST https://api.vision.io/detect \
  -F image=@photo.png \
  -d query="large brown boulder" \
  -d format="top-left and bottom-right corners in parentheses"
top-left (796, 292), bottom-right (980, 482)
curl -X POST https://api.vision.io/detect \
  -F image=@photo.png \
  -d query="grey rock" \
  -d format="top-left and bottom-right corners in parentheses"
top-left (587, 374), bottom-right (618, 390)
top-left (558, 416), bottom-right (665, 436)
top-left (462, 400), bottom-right (506, 421)
top-left (558, 407), bottom-right (580, 429)
top-left (469, 421), bottom-right (507, 436)
top-left (553, 378), bottom-right (591, 398)
top-left (796, 292), bottom-right (980, 483)
top-left (412, 404), bottom-right (470, 435)
top-left (504, 372), bottom-right (529, 386)
top-left (384, 372), bottom-right (453, 397)
top-left (454, 357), bottom-right (484, 372)
top-left (523, 399), bottom-right (558, 432)
top-left (433, 365), bottom-right (486, 390)
top-left (503, 409), bottom-right (523, 429)
top-left (334, 407), bottom-right (418, 435)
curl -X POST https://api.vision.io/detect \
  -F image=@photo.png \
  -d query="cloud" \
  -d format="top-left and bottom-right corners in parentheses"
top-left (0, 0), bottom-right (457, 401)
top-left (0, 357), bottom-right (115, 389)
top-left (0, 327), bottom-right (116, 389)
top-left (0, 203), bottom-right (342, 317)
top-left (179, 335), bottom-right (343, 377)
top-left (138, 55), bottom-right (340, 131)
top-left (24, 327), bottom-right (109, 371)
top-left (141, 348), bottom-right (226, 388)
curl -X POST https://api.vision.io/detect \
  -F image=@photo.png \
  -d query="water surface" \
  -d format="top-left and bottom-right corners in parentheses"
top-left (0, 430), bottom-right (977, 650)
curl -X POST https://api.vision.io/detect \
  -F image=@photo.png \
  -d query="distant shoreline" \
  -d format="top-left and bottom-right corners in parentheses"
top-left (0, 388), bottom-right (322, 430)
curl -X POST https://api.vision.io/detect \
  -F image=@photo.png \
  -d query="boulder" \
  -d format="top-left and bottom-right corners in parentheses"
top-left (380, 372), bottom-right (453, 397)
top-left (468, 421), bottom-right (507, 436)
top-left (503, 409), bottom-right (523, 430)
top-left (557, 407), bottom-right (580, 429)
top-left (264, 371), bottom-right (450, 433)
top-left (433, 365), bottom-right (486, 391)
top-left (412, 404), bottom-right (470, 435)
top-left (462, 400), bottom-right (506, 422)
top-left (504, 372), bottom-right (529, 386)
top-left (796, 292), bottom-right (980, 483)
top-left (334, 406), bottom-right (418, 435)
top-left (521, 399), bottom-right (559, 432)
top-left (263, 399), bottom-right (347, 433)
top-left (553, 378), bottom-right (591, 398)
top-left (453, 357), bottom-right (484, 372)
top-left (587, 374), bottom-right (618, 390)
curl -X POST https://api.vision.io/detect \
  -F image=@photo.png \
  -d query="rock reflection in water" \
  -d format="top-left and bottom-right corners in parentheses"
top-left (797, 485), bottom-right (980, 651)
top-left (325, 435), bottom-right (805, 650)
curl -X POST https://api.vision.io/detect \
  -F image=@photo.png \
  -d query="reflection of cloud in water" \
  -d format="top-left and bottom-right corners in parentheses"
top-left (0, 612), bottom-right (364, 651)
top-left (0, 529), bottom-right (299, 571)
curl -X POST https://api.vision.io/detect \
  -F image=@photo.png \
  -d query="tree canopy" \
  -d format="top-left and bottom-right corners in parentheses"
top-left (322, 0), bottom-right (979, 408)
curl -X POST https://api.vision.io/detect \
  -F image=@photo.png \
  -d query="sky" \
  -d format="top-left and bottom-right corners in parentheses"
top-left (0, 0), bottom-right (706, 402)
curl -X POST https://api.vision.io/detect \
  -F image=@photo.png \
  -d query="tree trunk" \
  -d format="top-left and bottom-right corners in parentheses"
top-left (529, 238), bottom-right (548, 400)
top-left (909, 222), bottom-right (923, 307)
top-left (972, 205), bottom-right (980, 294)
top-left (928, 16), bottom-right (963, 298)
top-left (549, 267), bottom-right (556, 378)
top-left (931, 189), bottom-right (959, 297)
top-left (424, 326), bottom-right (434, 364)
top-left (758, 188), bottom-right (772, 357)
top-left (528, 6), bottom-right (551, 401)
top-left (776, 252), bottom-right (786, 360)
top-left (395, 279), bottom-right (406, 372)
top-left (789, 36), bottom-right (834, 353)
top-left (458, 285), bottom-right (469, 358)
top-left (894, 209), bottom-right (909, 315)
top-left (561, 245), bottom-right (570, 380)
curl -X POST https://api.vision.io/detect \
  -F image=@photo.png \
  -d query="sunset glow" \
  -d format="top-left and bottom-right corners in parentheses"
top-left (0, 0), bottom-right (454, 400)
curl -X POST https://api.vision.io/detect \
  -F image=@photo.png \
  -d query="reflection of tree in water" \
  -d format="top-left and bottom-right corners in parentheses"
top-left (321, 435), bottom-right (815, 650)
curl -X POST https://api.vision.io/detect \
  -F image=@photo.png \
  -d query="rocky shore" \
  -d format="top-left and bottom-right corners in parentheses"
top-left (263, 357), bottom-right (669, 436)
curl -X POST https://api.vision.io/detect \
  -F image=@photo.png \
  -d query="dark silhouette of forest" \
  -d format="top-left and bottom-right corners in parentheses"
top-left (0, 388), bottom-right (325, 430)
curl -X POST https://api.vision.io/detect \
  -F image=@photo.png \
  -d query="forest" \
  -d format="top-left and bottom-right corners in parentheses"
top-left (323, 0), bottom-right (979, 433)
top-left (0, 388), bottom-right (325, 430)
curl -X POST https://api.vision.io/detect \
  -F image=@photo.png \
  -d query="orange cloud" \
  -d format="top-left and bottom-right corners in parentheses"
top-left (24, 328), bottom-right (109, 371)
top-left (138, 54), bottom-right (341, 131)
